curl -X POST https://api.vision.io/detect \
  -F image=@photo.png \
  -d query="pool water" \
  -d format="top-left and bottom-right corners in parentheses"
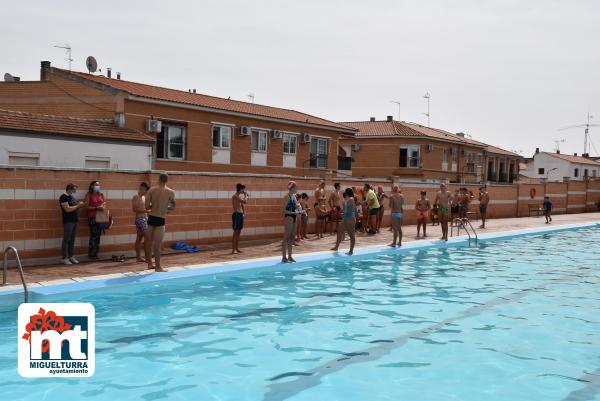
top-left (1, 226), bottom-right (600, 401)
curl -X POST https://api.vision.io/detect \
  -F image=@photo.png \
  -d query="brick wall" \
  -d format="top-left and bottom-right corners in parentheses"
top-left (1, 166), bottom-right (599, 265)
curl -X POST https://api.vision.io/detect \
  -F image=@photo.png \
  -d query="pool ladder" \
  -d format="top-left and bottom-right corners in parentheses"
top-left (451, 218), bottom-right (478, 246)
top-left (2, 246), bottom-right (29, 302)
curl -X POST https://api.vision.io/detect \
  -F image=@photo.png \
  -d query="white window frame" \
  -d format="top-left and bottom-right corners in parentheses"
top-left (283, 133), bottom-right (297, 155)
top-left (442, 148), bottom-right (449, 170)
top-left (212, 125), bottom-right (232, 149)
top-left (310, 136), bottom-right (329, 169)
top-left (399, 145), bottom-right (420, 168)
top-left (157, 124), bottom-right (186, 160)
top-left (8, 152), bottom-right (40, 166)
top-left (251, 129), bottom-right (268, 153)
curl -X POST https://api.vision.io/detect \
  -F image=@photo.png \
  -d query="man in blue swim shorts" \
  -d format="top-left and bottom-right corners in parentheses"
top-left (389, 185), bottom-right (404, 247)
top-left (231, 183), bottom-right (248, 254)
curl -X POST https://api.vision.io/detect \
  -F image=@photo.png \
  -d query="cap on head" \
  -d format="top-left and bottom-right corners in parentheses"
top-left (288, 180), bottom-right (297, 190)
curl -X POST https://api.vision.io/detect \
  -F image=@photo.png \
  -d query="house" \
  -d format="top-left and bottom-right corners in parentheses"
top-left (0, 109), bottom-right (153, 170)
top-left (522, 148), bottom-right (600, 181)
top-left (339, 116), bottom-right (522, 183)
top-left (0, 61), bottom-right (356, 175)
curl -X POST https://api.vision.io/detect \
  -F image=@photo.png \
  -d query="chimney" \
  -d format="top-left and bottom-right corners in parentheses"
top-left (535, 147), bottom-right (540, 154)
top-left (556, 149), bottom-right (560, 154)
top-left (116, 72), bottom-right (121, 80)
top-left (574, 152), bottom-right (578, 157)
top-left (106, 68), bottom-right (112, 78)
top-left (386, 115), bottom-right (393, 122)
top-left (583, 153), bottom-right (590, 158)
top-left (369, 117), bottom-right (376, 122)
top-left (192, 89), bottom-right (196, 94)
top-left (456, 132), bottom-right (465, 138)
top-left (40, 61), bottom-right (51, 81)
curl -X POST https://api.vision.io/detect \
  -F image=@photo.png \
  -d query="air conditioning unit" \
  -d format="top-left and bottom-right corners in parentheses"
top-left (301, 133), bottom-right (311, 143)
top-left (426, 144), bottom-right (434, 152)
top-left (146, 119), bottom-right (162, 133)
top-left (272, 130), bottom-right (283, 139)
top-left (351, 144), bottom-right (360, 151)
top-left (239, 126), bottom-right (251, 136)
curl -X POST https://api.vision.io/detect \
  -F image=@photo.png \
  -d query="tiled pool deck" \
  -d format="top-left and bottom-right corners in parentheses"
top-left (2, 212), bottom-right (599, 290)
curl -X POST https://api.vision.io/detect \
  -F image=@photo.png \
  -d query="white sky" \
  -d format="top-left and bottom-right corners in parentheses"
top-left (2, 0), bottom-right (599, 156)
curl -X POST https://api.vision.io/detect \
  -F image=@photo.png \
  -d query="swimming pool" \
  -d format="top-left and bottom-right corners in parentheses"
top-left (1, 224), bottom-right (600, 401)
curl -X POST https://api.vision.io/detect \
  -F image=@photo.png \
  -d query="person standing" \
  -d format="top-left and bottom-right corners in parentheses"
top-left (84, 180), bottom-right (106, 259)
top-left (59, 183), bottom-right (84, 265)
top-left (331, 188), bottom-right (357, 255)
top-left (231, 183), bottom-right (248, 254)
top-left (415, 191), bottom-right (431, 238)
top-left (328, 182), bottom-right (342, 235)
top-left (388, 186), bottom-right (404, 247)
top-left (376, 186), bottom-right (388, 232)
top-left (364, 184), bottom-right (380, 235)
top-left (478, 186), bottom-right (490, 229)
top-left (282, 181), bottom-right (300, 263)
top-left (132, 182), bottom-right (151, 262)
top-left (543, 196), bottom-right (553, 224)
top-left (145, 173), bottom-right (176, 272)
top-left (435, 183), bottom-right (452, 241)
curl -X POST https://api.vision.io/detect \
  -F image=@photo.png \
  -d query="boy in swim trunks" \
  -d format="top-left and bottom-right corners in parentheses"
top-left (435, 183), bottom-right (452, 241)
top-left (145, 173), bottom-right (176, 272)
top-left (231, 183), bottom-right (248, 254)
top-left (543, 196), bottom-right (553, 224)
top-left (478, 186), bottom-right (489, 229)
top-left (131, 182), bottom-right (151, 262)
top-left (388, 185), bottom-right (404, 247)
top-left (415, 191), bottom-right (431, 238)
top-left (328, 182), bottom-right (343, 235)
top-left (315, 197), bottom-right (329, 238)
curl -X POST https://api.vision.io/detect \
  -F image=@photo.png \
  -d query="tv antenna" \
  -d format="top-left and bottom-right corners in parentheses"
top-left (54, 43), bottom-right (73, 70)
top-left (559, 112), bottom-right (599, 155)
top-left (553, 138), bottom-right (565, 152)
top-left (247, 92), bottom-right (255, 103)
top-left (86, 56), bottom-right (98, 74)
top-left (390, 100), bottom-right (401, 121)
top-left (423, 92), bottom-right (431, 127)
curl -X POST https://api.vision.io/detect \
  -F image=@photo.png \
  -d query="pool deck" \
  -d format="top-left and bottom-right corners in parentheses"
top-left (3, 212), bottom-right (600, 287)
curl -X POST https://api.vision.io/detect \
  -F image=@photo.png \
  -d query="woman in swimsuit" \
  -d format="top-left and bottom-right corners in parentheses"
top-left (415, 190), bottom-right (431, 238)
top-left (282, 181), bottom-right (300, 263)
top-left (331, 188), bottom-right (357, 255)
top-left (376, 186), bottom-right (388, 233)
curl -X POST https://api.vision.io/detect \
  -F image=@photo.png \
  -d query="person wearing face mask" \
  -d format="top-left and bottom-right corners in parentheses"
top-left (59, 183), bottom-right (85, 265)
top-left (84, 180), bottom-right (106, 259)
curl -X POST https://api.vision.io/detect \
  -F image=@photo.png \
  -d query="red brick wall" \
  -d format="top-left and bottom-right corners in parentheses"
top-left (1, 166), bottom-right (598, 265)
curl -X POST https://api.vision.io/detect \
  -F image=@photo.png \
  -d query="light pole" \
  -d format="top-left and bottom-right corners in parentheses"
top-left (423, 92), bottom-right (430, 127)
top-left (390, 100), bottom-right (401, 121)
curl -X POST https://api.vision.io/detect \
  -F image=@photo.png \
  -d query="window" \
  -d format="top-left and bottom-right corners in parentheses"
top-left (574, 168), bottom-right (579, 177)
top-left (442, 148), bottom-right (449, 163)
top-left (283, 134), bottom-right (297, 155)
top-left (8, 152), bottom-right (39, 166)
top-left (584, 168), bottom-right (589, 177)
top-left (399, 145), bottom-right (420, 168)
top-left (85, 156), bottom-right (110, 169)
top-left (466, 162), bottom-right (475, 173)
top-left (593, 170), bottom-right (597, 178)
top-left (212, 125), bottom-right (231, 149)
top-left (157, 124), bottom-right (185, 159)
top-left (251, 130), bottom-right (268, 152)
top-left (538, 168), bottom-right (545, 175)
top-left (310, 137), bottom-right (329, 169)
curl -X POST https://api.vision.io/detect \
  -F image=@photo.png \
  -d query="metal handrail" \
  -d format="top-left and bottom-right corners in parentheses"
top-left (2, 246), bottom-right (29, 302)
top-left (451, 217), bottom-right (478, 246)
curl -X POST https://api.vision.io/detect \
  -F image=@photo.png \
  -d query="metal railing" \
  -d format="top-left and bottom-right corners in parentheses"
top-left (2, 246), bottom-right (29, 302)
top-left (451, 218), bottom-right (478, 246)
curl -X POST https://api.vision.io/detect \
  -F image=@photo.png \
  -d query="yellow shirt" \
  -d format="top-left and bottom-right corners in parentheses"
top-left (366, 189), bottom-right (380, 209)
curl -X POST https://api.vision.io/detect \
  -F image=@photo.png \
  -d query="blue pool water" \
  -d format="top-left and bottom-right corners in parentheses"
top-left (1, 226), bottom-right (600, 401)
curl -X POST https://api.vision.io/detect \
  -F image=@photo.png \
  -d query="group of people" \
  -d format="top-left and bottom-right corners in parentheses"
top-left (58, 174), bottom-right (499, 270)
top-left (59, 173), bottom-right (176, 272)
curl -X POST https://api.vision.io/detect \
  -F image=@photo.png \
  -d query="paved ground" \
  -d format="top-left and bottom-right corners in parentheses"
top-left (3, 212), bottom-right (600, 285)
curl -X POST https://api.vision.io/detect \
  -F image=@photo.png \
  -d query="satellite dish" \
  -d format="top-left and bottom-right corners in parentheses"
top-left (4, 73), bottom-right (15, 82)
top-left (86, 56), bottom-right (98, 74)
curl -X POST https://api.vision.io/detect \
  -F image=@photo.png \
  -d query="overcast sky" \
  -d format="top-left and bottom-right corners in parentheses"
top-left (2, 0), bottom-right (599, 156)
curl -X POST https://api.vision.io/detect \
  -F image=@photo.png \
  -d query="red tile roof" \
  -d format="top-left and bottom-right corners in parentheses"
top-left (0, 109), bottom-right (153, 143)
top-left (342, 119), bottom-right (521, 157)
top-left (57, 69), bottom-right (355, 132)
top-left (543, 152), bottom-right (600, 166)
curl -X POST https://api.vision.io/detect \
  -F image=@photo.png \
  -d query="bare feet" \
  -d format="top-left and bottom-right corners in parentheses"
top-left (346, 251), bottom-right (353, 255)
top-left (281, 258), bottom-right (289, 263)
top-left (147, 264), bottom-right (154, 270)
top-left (154, 266), bottom-right (167, 272)
top-left (388, 243), bottom-right (397, 247)
top-left (236, 249), bottom-right (242, 253)
top-left (331, 247), bottom-right (339, 251)
top-left (136, 257), bottom-right (146, 262)
top-left (288, 257), bottom-right (296, 263)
